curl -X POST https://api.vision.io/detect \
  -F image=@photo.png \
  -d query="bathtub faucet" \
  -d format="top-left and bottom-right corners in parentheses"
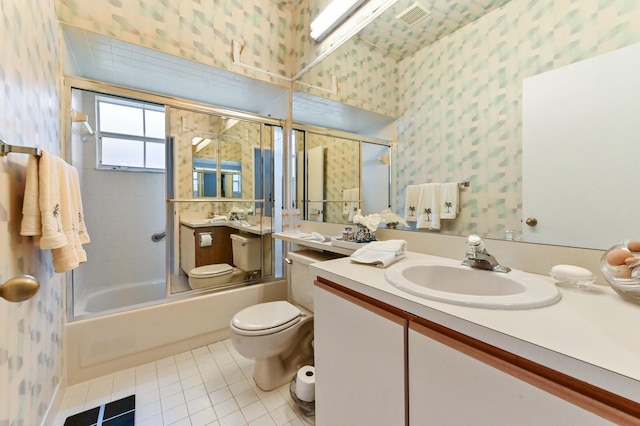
top-left (462, 234), bottom-right (511, 273)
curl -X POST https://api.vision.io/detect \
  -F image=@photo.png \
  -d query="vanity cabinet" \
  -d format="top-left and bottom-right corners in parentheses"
top-left (408, 321), bottom-right (610, 425)
top-left (314, 280), bottom-right (407, 425)
top-left (314, 276), bottom-right (633, 425)
top-left (179, 224), bottom-right (236, 273)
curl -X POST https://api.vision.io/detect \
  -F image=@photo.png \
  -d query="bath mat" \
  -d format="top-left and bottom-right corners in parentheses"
top-left (64, 394), bottom-right (135, 426)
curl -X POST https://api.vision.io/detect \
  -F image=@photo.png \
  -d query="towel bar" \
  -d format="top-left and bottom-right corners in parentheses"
top-left (0, 138), bottom-right (41, 157)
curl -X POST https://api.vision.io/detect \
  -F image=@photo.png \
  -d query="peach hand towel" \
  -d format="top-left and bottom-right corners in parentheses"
top-left (20, 155), bottom-right (42, 235)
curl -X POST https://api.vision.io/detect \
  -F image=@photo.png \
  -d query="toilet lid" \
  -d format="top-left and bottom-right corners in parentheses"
top-left (231, 301), bottom-right (301, 333)
top-left (190, 263), bottom-right (233, 277)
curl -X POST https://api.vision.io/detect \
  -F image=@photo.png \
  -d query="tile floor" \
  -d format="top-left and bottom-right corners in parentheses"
top-left (53, 339), bottom-right (315, 426)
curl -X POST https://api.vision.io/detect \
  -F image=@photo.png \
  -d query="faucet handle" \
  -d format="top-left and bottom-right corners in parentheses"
top-left (466, 234), bottom-right (485, 252)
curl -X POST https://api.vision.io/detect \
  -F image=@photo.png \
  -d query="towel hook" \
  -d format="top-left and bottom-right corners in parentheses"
top-left (0, 275), bottom-right (40, 302)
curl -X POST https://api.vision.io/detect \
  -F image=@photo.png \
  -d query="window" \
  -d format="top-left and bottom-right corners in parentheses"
top-left (97, 96), bottom-right (166, 171)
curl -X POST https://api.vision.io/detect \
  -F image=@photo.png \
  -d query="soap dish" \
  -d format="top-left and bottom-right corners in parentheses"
top-left (549, 264), bottom-right (596, 291)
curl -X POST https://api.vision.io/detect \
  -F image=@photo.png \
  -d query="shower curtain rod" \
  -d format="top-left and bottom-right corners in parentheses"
top-left (0, 138), bottom-right (41, 157)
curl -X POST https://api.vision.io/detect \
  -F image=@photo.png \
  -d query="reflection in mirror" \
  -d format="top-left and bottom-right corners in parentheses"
top-left (302, 131), bottom-right (360, 224)
top-left (362, 142), bottom-right (391, 215)
top-left (294, 125), bottom-right (392, 225)
top-left (170, 106), bottom-right (279, 294)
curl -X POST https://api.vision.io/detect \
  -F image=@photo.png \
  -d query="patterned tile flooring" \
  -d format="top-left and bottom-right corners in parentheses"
top-left (53, 339), bottom-right (315, 426)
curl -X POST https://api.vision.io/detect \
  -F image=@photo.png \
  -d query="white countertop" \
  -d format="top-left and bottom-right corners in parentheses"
top-left (310, 251), bottom-right (640, 403)
top-left (181, 219), bottom-right (272, 235)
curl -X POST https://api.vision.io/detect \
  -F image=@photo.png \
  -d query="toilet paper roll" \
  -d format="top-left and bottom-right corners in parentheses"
top-left (199, 233), bottom-right (212, 247)
top-left (295, 365), bottom-right (315, 402)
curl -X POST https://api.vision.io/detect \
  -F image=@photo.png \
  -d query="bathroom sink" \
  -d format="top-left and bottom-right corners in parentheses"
top-left (385, 261), bottom-right (561, 309)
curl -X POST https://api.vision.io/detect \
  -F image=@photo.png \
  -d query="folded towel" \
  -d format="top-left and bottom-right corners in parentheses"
top-left (404, 185), bottom-right (421, 222)
top-left (350, 239), bottom-right (407, 268)
top-left (440, 182), bottom-right (459, 219)
top-left (416, 183), bottom-right (441, 230)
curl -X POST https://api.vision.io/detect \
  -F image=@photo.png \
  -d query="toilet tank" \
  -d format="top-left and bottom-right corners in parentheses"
top-left (231, 233), bottom-right (262, 271)
top-left (287, 250), bottom-right (343, 312)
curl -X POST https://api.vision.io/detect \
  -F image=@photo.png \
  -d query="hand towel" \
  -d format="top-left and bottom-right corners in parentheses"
top-left (404, 184), bottom-right (421, 222)
top-left (350, 239), bottom-right (407, 268)
top-left (440, 182), bottom-right (459, 219)
top-left (416, 183), bottom-right (441, 230)
top-left (20, 155), bottom-right (41, 235)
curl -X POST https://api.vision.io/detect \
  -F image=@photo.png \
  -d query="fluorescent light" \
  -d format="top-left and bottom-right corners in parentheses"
top-left (310, 0), bottom-right (366, 42)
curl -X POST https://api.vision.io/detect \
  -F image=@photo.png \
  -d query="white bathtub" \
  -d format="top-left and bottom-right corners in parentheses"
top-left (65, 280), bottom-right (287, 384)
top-left (75, 281), bottom-right (166, 316)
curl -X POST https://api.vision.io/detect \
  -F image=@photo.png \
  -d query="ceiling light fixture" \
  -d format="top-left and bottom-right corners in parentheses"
top-left (310, 0), bottom-right (367, 42)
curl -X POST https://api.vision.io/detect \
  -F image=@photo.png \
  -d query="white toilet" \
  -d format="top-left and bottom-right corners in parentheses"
top-left (230, 249), bottom-right (341, 390)
top-left (188, 263), bottom-right (235, 289)
top-left (187, 233), bottom-right (261, 289)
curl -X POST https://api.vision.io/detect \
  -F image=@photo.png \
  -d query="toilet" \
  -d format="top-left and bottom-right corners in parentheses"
top-left (187, 232), bottom-right (261, 289)
top-left (187, 263), bottom-right (235, 289)
top-left (230, 233), bottom-right (262, 273)
top-left (230, 249), bottom-right (341, 391)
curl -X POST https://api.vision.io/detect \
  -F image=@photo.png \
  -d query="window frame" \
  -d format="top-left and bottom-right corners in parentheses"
top-left (96, 95), bottom-right (166, 172)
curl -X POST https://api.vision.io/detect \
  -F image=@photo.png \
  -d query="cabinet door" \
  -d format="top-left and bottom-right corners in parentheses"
top-left (314, 281), bottom-right (406, 426)
top-left (408, 323), bottom-right (612, 425)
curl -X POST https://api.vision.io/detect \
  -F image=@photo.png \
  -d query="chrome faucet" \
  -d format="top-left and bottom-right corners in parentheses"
top-left (462, 235), bottom-right (511, 273)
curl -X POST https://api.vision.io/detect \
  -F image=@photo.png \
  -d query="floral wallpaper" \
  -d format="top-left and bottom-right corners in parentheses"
top-left (0, 0), bottom-right (62, 424)
top-left (396, 0), bottom-right (640, 239)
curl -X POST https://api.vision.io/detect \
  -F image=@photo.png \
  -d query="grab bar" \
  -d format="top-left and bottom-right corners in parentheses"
top-left (151, 231), bottom-right (165, 242)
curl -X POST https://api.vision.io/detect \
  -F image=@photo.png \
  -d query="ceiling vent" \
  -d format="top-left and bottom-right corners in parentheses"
top-left (396, 2), bottom-right (431, 27)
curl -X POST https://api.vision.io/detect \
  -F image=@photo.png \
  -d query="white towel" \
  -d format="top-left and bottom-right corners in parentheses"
top-left (440, 182), bottom-right (459, 219)
top-left (350, 239), bottom-right (407, 268)
top-left (416, 183), bottom-right (441, 230)
top-left (404, 184), bottom-right (421, 222)
top-left (20, 151), bottom-right (90, 273)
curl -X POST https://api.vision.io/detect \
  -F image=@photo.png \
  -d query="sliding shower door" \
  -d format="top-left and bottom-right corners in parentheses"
top-left (69, 88), bottom-right (167, 317)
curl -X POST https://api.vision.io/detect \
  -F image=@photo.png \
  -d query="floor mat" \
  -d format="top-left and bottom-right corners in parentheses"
top-left (64, 394), bottom-right (134, 426)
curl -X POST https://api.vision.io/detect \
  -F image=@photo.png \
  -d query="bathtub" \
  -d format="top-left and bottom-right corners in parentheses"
top-left (65, 279), bottom-right (287, 384)
top-left (75, 280), bottom-right (166, 316)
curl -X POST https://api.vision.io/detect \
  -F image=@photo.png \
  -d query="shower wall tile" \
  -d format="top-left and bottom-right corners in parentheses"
top-left (0, 0), bottom-right (62, 425)
top-left (396, 0), bottom-right (640, 239)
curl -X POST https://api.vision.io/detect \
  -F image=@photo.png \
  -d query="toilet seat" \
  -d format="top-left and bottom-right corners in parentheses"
top-left (231, 301), bottom-right (301, 336)
top-left (190, 263), bottom-right (233, 277)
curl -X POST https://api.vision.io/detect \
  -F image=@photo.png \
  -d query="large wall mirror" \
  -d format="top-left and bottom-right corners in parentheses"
top-left (294, 0), bottom-right (640, 250)
top-left (293, 125), bottom-right (392, 224)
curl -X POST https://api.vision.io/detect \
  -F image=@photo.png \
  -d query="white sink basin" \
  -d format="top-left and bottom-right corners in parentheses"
top-left (385, 261), bottom-right (561, 310)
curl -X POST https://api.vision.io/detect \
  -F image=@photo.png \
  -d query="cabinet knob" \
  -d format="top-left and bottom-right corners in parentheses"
top-left (525, 217), bottom-right (538, 227)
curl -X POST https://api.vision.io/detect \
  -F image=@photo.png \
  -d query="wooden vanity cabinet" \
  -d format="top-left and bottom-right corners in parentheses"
top-left (314, 276), bottom-right (638, 425)
top-left (180, 225), bottom-right (236, 273)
